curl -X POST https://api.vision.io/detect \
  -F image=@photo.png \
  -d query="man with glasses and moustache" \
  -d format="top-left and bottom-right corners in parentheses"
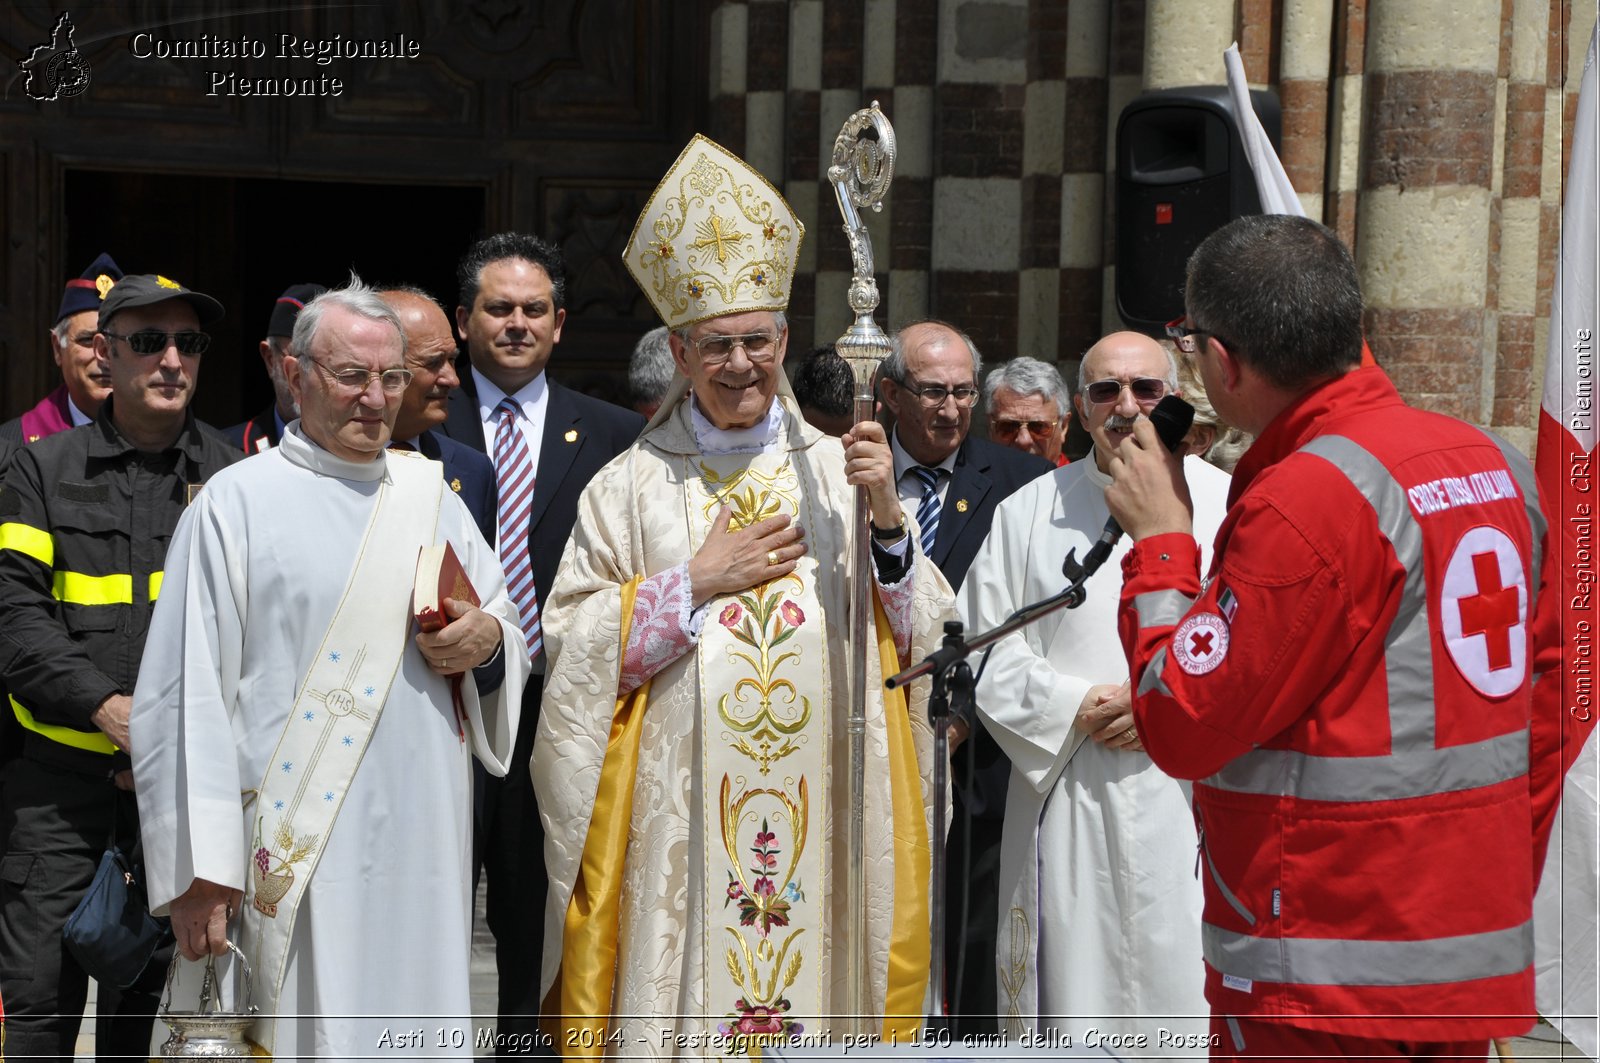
top-left (957, 330), bottom-right (1227, 1041)
top-left (0, 274), bottom-right (239, 1062)
top-left (877, 319), bottom-right (1050, 1034)
top-left (983, 356), bottom-right (1072, 467)
top-left (537, 136), bottom-right (954, 1049)
top-left (130, 279), bottom-right (529, 1059)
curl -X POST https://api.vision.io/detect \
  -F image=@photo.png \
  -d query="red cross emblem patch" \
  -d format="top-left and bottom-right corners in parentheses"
top-left (1173, 613), bottom-right (1230, 676)
top-left (1441, 526), bottom-right (1528, 697)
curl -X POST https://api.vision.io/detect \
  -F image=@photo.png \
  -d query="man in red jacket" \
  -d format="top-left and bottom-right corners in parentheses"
top-left (1106, 214), bottom-right (1562, 1060)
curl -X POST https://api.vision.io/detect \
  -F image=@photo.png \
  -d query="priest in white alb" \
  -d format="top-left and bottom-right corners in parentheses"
top-left (958, 331), bottom-right (1226, 1044)
top-left (534, 135), bottom-right (954, 1057)
top-left (131, 280), bottom-right (528, 1059)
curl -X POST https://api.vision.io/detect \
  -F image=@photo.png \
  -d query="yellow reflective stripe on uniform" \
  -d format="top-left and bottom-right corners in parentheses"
top-left (52, 570), bottom-right (133, 605)
top-left (149, 571), bottom-right (164, 601)
top-left (0, 522), bottom-right (54, 567)
top-left (10, 695), bottom-right (118, 754)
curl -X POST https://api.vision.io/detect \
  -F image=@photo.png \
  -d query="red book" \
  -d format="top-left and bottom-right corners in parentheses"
top-left (414, 542), bottom-right (479, 741)
top-left (414, 541), bottom-right (480, 638)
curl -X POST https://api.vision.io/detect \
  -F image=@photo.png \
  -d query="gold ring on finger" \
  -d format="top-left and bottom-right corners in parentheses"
top-left (767, 550), bottom-right (780, 566)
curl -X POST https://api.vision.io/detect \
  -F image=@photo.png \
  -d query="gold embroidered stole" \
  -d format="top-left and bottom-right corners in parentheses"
top-left (240, 456), bottom-right (442, 1052)
top-left (689, 452), bottom-right (829, 1049)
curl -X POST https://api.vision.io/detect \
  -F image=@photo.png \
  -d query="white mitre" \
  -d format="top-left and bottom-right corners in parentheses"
top-left (622, 134), bottom-right (804, 330)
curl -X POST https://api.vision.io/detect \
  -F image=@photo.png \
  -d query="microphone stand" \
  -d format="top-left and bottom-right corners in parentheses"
top-left (888, 553), bottom-right (1102, 694)
top-left (890, 552), bottom-right (1102, 1030)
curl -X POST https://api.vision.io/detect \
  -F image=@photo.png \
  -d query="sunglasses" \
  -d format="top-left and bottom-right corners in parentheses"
top-left (990, 418), bottom-right (1059, 439)
top-left (1164, 317), bottom-right (1201, 354)
top-left (102, 329), bottom-right (211, 356)
top-left (1083, 377), bottom-right (1168, 405)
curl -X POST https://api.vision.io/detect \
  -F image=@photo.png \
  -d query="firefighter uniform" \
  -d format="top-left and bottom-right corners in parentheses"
top-left (1118, 366), bottom-right (1562, 1048)
top-left (0, 403), bottom-right (238, 1061)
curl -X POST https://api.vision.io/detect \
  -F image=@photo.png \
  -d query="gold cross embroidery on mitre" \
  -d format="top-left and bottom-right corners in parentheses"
top-left (691, 211), bottom-right (747, 266)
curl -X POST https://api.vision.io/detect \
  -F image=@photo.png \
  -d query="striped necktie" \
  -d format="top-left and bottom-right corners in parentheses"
top-left (910, 465), bottom-right (945, 557)
top-left (492, 398), bottom-right (542, 659)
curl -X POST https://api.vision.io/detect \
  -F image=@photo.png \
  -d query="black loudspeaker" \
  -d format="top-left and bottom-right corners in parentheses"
top-left (1115, 85), bottom-right (1282, 333)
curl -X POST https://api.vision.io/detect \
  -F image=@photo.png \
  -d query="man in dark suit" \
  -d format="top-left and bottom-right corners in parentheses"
top-left (437, 233), bottom-right (643, 1051)
top-left (880, 319), bottom-right (1050, 1034)
top-left (379, 286), bottom-right (497, 542)
top-left (224, 282), bottom-right (326, 454)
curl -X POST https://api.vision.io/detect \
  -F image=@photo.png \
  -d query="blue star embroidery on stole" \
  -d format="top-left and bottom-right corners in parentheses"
top-left (281, 761), bottom-right (293, 773)
top-left (364, 686), bottom-right (375, 697)
top-left (341, 735), bottom-right (354, 747)
top-left (273, 800), bottom-right (284, 811)
top-left (329, 651), bottom-right (341, 662)
top-left (323, 791), bottom-right (334, 802)
top-left (303, 710), bottom-right (315, 722)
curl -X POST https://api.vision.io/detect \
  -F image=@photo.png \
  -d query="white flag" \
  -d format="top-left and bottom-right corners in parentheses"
top-left (1224, 42), bottom-right (1305, 217)
top-left (1223, 43), bottom-right (1375, 369)
top-left (1533, 22), bottom-right (1599, 1062)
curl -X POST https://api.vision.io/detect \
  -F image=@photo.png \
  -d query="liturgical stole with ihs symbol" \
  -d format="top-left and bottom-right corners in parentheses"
top-left (238, 452), bottom-right (442, 1054)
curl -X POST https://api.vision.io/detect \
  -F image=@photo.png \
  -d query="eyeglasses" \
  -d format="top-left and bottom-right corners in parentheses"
top-left (306, 357), bottom-right (414, 394)
top-left (691, 331), bottom-right (779, 366)
top-left (102, 329), bottom-right (211, 356)
top-left (990, 418), bottom-right (1060, 439)
top-left (903, 381), bottom-right (980, 408)
top-left (1083, 377), bottom-right (1168, 406)
top-left (1165, 317), bottom-right (1201, 354)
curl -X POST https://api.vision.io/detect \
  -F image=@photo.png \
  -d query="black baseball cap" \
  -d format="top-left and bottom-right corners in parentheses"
top-left (98, 274), bottom-right (225, 329)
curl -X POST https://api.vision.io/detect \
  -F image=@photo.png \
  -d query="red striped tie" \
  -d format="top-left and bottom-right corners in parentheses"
top-left (493, 398), bottom-right (542, 659)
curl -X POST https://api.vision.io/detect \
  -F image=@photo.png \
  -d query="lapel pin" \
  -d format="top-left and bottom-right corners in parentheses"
top-left (450, 478), bottom-right (462, 492)
top-left (564, 429), bottom-right (578, 443)
top-left (955, 498), bottom-right (969, 513)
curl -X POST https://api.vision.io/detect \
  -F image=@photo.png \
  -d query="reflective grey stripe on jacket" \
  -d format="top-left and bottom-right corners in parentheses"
top-left (1203, 920), bottom-right (1534, 986)
top-left (1131, 589), bottom-right (1195, 630)
top-left (1207, 434), bottom-right (1534, 802)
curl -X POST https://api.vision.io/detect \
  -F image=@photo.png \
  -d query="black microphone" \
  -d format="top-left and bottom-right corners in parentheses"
top-left (1062, 394), bottom-right (1195, 603)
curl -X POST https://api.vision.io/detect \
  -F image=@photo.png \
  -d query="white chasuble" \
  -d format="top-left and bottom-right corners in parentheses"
top-left (537, 396), bottom-right (955, 1059)
top-left (131, 426), bottom-right (527, 1061)
top-left (957, 455), bottom-right (1229, 1046)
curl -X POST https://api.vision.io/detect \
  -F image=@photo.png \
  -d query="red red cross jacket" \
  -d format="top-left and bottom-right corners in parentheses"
top-left (1118, 367), bottom-right (1563, 1040)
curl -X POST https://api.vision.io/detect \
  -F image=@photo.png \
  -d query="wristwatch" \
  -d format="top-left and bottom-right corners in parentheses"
top-left (870, 513), bottom-right (907, 541)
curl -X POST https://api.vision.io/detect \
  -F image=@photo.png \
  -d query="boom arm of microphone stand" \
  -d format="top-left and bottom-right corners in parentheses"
top-left (885, 567), bottom-right (1096, 690)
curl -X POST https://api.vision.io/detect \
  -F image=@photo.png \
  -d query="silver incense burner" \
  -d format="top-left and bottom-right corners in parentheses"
top-left (159, 942), bottom-right (259, 1059)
